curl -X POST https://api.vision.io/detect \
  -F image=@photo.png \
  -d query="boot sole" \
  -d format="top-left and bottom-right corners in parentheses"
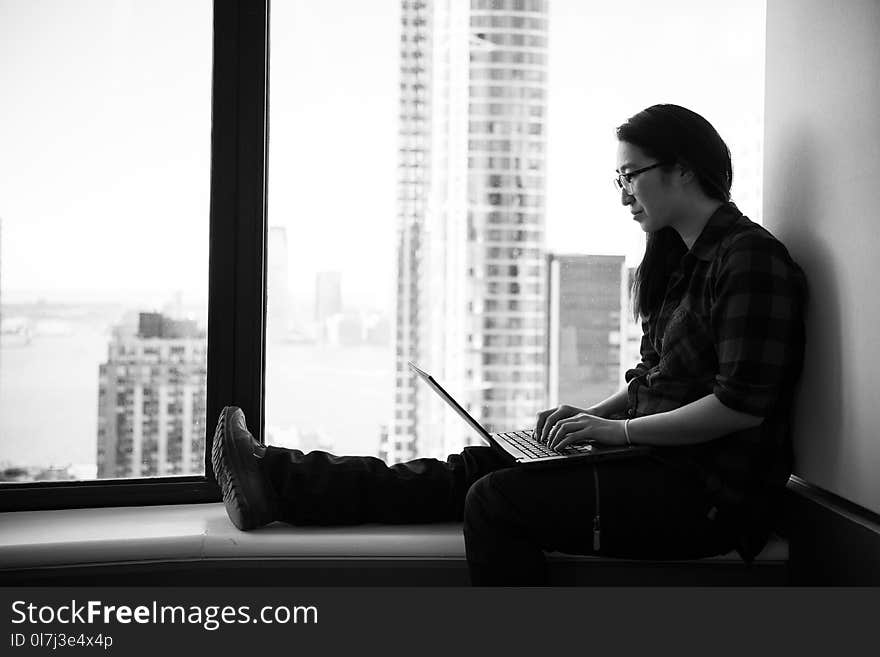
top-left (212, 406), bottom-right (267, 531)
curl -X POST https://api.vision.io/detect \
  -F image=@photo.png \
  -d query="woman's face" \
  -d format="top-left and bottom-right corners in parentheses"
top-left (615, 141), bottom-right (679, 233)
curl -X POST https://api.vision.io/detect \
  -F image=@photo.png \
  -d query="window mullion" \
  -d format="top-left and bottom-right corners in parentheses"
top-left (206, 0), bottom-right (270, 481)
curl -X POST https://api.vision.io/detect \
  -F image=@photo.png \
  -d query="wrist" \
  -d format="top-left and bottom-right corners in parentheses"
top-left (585, 404), bottom-right (606, 418)
top-left (605, 419), bottom-right (628, 446)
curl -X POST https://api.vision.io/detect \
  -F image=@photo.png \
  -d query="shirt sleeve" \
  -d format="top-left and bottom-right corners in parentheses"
top-left (711, 233), bottom-right (806, 417)
top-left (625, 318), bottom-right (660, 382)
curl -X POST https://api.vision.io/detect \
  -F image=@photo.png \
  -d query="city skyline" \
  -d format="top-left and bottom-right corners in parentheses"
top-left (1, 238), bottom-right (633, 476)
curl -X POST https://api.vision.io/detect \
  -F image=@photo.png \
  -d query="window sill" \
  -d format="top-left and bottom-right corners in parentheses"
top-left (0, 503), bottom-right (789, 585)
top-left (0, 503), bottom-right (466, 569)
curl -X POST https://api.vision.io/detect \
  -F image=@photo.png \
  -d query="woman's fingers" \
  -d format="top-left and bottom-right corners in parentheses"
top-left (547, 414), bottom-right (589, 450)
top-left (536, 405), bottom-right (579, 443)
top-left (552, 428), bottom-right (592, 452)
top-left (534, 408), bottom-right (553, 440)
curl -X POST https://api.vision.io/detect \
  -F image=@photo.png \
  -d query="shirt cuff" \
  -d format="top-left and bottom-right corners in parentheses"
top-left (713, 375), bottom-right (778, 417)
top-left (625, 363), bottom-right (652, 383)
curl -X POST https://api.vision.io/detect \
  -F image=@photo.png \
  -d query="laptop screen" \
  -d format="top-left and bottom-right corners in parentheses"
top-left (407, 362), bottom-right (492, 441)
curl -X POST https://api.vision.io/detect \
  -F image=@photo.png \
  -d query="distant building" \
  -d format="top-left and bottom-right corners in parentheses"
top-left (364, 313), bottom-right (391, 346)
top-left (377, 424), bottom-right (391, 462)
top-left (267, 226), bottom-right (292, 343)
top-left (96, 312), bottom-right (207, 478)
top-left (547, 254), bottom-right (626, 408)
top-left (315, 271), bottom-right (343, 343)
top-left (136, 312), bottom-right (200, 340)
top-left (264, 424), bottom-right (333, 453)
top-left (315, 271), bottom-right (342, 323)
top-left (621, 266), bottom-right (642, 380)
top-left (0, 217), bottom-right (3, 377)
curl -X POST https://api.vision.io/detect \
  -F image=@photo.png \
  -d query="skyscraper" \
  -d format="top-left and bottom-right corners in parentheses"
top-left (315, 272), bottom-right (342, 321)
top-left (389, 0), bottom-right (549, 461)
top-left (96, 312), bottom-right (207, 478)
top-left (547, 254), bottom-right (627, 409)
top-left (315, 271), bottom-right (343, 344)
top-left (385, 0), bottom-right (433, 463)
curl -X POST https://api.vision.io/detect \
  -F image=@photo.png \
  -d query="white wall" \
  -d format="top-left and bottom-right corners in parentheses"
top-left (764, 0), bottom-right (880, 513)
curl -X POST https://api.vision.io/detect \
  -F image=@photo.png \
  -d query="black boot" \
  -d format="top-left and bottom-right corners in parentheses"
top-left (212, 406), bottom-right (277, 530)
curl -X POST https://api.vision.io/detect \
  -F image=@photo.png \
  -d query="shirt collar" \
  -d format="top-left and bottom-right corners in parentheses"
top-left (687, 201), bottom-right (742, 262)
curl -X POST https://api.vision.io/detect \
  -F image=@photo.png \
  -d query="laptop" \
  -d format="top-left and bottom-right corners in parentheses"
top-left (408, 362), bottom-right (651, 467)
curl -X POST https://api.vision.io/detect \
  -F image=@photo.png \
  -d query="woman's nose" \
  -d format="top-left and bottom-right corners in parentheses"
top-left (620, 188), bottom-right (633, 205)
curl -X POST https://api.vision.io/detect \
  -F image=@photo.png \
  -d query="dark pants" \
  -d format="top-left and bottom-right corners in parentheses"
top-left (259, 446), bottom-right (734, 585)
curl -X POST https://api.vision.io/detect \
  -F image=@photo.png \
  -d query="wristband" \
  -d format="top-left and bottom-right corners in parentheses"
top-left (624, 418), bottom-right (632, 446)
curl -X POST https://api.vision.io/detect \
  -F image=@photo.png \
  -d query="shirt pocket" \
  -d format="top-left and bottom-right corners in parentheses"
top-left (658, 306), bottom-right (717, 379)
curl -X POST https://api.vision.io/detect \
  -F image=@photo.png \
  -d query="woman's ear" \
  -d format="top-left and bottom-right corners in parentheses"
top-left (676, 164), bottom-right (697, 186)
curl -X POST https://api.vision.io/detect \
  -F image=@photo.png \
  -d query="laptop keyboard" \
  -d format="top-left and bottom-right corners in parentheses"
top-left (500, 430), bottom-right (593, 459)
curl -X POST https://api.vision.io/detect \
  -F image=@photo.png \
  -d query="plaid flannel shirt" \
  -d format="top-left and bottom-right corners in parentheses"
top-left (623, 202), bottom-right (807, 558)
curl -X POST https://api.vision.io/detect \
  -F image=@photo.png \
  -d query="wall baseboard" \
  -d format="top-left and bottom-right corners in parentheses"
top-left (785, 475), bottom-right (880, 585)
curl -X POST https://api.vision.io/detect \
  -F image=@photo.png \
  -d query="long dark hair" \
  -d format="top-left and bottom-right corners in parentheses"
top-left (617, 104), bottom-right (733, 320)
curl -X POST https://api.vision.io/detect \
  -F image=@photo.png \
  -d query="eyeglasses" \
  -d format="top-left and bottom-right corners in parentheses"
top-left (613, 162), bottom-right (666, 194)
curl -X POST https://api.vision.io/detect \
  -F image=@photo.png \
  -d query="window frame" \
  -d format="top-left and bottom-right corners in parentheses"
top-left (0, 0), bottom-right (270, 512)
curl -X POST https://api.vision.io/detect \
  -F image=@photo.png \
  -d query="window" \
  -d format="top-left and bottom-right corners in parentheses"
top-left (0, 0), bottom-right (212, 485)
top-left (0, 0), bottom-right (268, 510)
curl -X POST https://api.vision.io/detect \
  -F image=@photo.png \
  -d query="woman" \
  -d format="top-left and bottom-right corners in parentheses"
top-left (212, 104), bottom-right (807, 585)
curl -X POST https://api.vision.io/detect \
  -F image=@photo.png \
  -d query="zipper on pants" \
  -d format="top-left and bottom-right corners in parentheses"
top-left (592, 464), bottom-right (601, 551)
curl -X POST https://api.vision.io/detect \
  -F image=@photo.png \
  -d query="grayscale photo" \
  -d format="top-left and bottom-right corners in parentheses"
top-left (0, 0), bottom-right (878, 651)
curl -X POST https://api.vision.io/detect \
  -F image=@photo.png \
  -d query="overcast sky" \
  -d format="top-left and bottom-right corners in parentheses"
top-left (0, 0), bottom-right (765, 311)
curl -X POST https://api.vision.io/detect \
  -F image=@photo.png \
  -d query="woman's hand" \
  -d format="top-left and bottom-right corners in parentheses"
top-left (535, 404), bottom-right (586, 443)
top-left (536, 405), bottom-right (626, 451)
